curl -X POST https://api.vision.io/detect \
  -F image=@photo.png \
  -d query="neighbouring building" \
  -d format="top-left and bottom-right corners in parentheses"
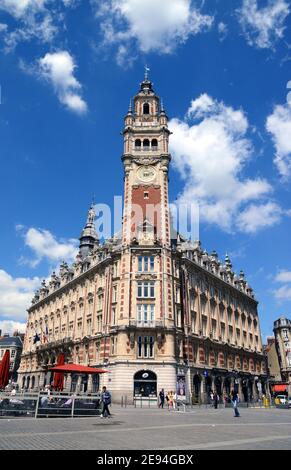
top-left (266, 317), bottom-right (291, 397)
top-left (0, 334), bottom-right (23, 383)
top-left (18, 74), bottom-right (267, 402)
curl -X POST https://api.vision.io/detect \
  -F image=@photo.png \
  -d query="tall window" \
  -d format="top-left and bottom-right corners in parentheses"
top-left (87, 318), bottom-right (92, 335)
top-left (221, 323), bottom-right (225, 340)
top-left (138, 256), bottom-right (155, 272)
top-left (138, 336), bottom-right (154, 358)
top-left (202, 316), bottom-right (207, 336)
top-left (135, 139), bottom-right (142, 150)
top-left (191, 312), bottom-right (196, 333)
top-left (96, 314), bottom-right (102, 332)
top-left (143, 139), bottom-right (150, 149)
top-left (111, 307), bottom-right (116, 326)
top-left (111, 337), bottom-right (117, 355)
top-left (137, 281), bottom-right (155, 298)
top-left (212, 319), bottom-right (217, 338)
top-left (152, 139), bottom-right (158, 149)
top-left (137, 304), bottom-right (155, 325)
top-left (112, 285), bottom-right (117, 303)
top-left (143, 103), bottom-right (150, 115)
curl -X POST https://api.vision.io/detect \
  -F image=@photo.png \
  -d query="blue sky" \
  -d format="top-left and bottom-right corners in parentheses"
top-left (0, 0), bottom-right (291, 340)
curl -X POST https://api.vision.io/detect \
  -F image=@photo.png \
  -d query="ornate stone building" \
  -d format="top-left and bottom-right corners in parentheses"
top-left (18, 75), bottom-right (267, 402)
top-left (266, 316), bottom-right (291, 396)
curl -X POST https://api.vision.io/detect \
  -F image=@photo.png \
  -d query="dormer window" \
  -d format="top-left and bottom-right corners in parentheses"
top-left (143, 103), bottom-right (150, 115)
top-left (144, 192), bottom-right (149, 199)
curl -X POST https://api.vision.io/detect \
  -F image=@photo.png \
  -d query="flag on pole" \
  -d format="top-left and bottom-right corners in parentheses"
top-left (43, 325), bottom-right (49, 343)
top-left (33, 333), bottom-right (41, 344)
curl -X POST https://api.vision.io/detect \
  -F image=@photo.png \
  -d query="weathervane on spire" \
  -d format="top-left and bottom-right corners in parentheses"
top-left (145, 65), bottom-right (150, 80)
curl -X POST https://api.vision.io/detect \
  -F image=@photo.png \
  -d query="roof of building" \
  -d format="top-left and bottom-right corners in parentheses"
top-left (0, 336), bottom-right (23, 348)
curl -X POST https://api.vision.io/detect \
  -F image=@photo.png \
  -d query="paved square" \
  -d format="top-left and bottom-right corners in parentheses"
top-left (0, 406), bottom-right (291, 450)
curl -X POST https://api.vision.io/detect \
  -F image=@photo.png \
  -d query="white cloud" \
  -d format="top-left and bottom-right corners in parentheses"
top-left (236, 202), bottom-right (283, 233)
top-left (266, 102), bottom-right (291, 179)
top-left (274, 285), bottom-right (291, 301)
top-left (0, 269), bottom-right (40, 320)
top-left (275, 270), bottom-right (291, 282)
top-left (19, 226), bottom-right (78, 267)
top-left (218, 22), bottom-right (228, 41)
top-left (0, 320), bottom-right (26, 336)
top-left (0, 0), bottom-right (76, 50)
top-left (93, 0), bottom-right (213, 63)
top-left (169, 94), bottom-right (280, 233)
top-left (238, 0), bottom-right (290, 49)
top-left (38, 51), bottom-right (88, 114)
top-left (0, 0), bottom-right (46, 18)
top-left (273, 269), bottom-right (291, 302)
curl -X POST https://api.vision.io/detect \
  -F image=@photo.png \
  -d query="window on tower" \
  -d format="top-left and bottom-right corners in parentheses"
top-left (152, 139), bottom-right (158, 150)
top-left (143, 139), bottom-right (150, 150)
top-left (135, 139), bottom-right (141, 150)
top-left (143, 103), bottom-right (150, 115)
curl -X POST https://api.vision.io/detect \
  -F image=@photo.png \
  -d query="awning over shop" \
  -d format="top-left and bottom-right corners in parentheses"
top-left (273, 384), bottom-right (287, 392)
top-left (49, 364), bottom-right (108, 374)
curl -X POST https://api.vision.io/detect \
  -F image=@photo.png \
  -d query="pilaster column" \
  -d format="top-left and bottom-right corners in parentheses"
top-left (76, 376), bottom-right (82, 394)
top-left (65, 374), bottom-right (72, 393)
top-left (87, 375), bottom-right (93, 393)
top-left (38, 372), bottom-right (46, 390)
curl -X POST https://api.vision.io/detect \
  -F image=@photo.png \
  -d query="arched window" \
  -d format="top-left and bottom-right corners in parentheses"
top-left (31, 376), bottom-right (35, 389)
top-left (134, 370), bottom-right (157, 397)
top-left (135, 139), bottom-right (141, 150)
top-left (143, 103), bottom-right (150, 115)
top-left (152, 139), bottom-right (158, 150)
top-left (143, 139), bottom-right (150, 150)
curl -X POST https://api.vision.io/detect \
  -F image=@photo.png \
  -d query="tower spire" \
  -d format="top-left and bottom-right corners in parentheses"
top-left (144, 65), bottom-right (150, 81)
top-left (79, 203), bottom-right (98, 258)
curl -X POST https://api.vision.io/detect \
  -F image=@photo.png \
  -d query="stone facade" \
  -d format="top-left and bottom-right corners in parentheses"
top-left (18, 75), bottom-right (267, 403)
top-left (270, 316), bottom-right (291, 395)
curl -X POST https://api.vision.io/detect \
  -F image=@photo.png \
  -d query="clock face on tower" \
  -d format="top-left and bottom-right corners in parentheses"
top-left (137, 166), bottom-right (156, 183)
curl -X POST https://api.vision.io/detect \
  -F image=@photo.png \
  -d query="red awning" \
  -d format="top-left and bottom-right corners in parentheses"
top-left (53, 353), bottom-right (65, 391)
top-left (0, 350), bottom-right (10, 389)
top-left (49, 364), bottom-right (108, 374)
top-left (274, 384), bottom-right (287, 392)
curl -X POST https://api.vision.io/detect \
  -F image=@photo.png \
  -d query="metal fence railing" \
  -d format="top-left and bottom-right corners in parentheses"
top-left (0, 392), bottom-right (102, 418)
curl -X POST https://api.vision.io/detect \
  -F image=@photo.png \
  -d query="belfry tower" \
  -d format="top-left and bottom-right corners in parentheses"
top-left (114, 71), bottom-right (177, 396)
top-left (122, 71), bottom-right (172, 246)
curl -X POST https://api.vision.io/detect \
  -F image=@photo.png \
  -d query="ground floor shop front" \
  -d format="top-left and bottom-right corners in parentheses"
top-left (18, 362), bottom-right (268, 404)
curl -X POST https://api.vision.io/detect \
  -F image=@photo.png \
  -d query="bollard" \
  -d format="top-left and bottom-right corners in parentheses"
top-left (34, 392), bottom-right (40, 419)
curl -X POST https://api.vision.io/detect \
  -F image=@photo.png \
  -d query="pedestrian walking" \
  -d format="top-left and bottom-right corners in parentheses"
top-left (173, 391), bottom-right (177, 411)
top-left (168, 391), bottom-right (173, 410)
top-left (213, 391), bottom-right (218, 409)
top-left (159, 389), bottom-right (165, 409)
top-left (231, 389), bottom-right (240, 418)
top-left (101, 386), bottom-right (112, 418)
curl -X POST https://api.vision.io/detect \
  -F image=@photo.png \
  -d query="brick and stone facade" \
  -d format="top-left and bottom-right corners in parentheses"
top-left (18, 75), bottom-right (267, 403)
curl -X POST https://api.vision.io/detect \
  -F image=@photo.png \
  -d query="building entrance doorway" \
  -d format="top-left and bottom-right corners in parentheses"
top-left (134, 370), bottom-right (157, 397)
top-left (193, 374), bottom-right (201, 403)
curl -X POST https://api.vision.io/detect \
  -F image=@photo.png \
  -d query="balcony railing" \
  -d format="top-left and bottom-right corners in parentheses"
top-left (129, 320), bottom-right (164, 328)
top-left (134, 147), bottom-right (158, 151)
